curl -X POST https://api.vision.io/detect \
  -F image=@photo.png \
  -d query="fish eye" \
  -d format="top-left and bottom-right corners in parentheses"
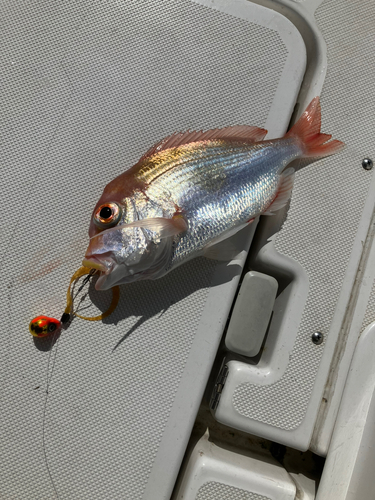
top-left (94, 202), bottom-right (123, 229)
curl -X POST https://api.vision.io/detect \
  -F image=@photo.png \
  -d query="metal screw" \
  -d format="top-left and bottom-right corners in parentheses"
top-left (312, 331), bottom-right (323, 345)
top-left (362, 158), bottom-right (373, 170)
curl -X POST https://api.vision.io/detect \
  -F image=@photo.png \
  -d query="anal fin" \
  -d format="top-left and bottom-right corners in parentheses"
top-left (203, 238), bottom-right (239, 261)
top-left (263, 168), bottom-right (295, 216)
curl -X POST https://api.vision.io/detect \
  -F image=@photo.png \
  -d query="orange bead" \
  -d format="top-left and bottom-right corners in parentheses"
top-left (29, 315), bottom-right (61, 338)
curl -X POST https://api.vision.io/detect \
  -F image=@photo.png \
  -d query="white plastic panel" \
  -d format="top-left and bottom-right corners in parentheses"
top-left (0, 1), bottom-right (305, 499)
top-left (172, 432), bottom-right (296, 500)
top-left (225, 271), bottom-right (278, 357)
top-left (311, 208), bottom-right (375, 455)
top-left (212, 0), bottom-right (375, 452)
top-left (309, 0), bottom-right (375, 455)
top-left (316, 323), bottom-right (375, 500)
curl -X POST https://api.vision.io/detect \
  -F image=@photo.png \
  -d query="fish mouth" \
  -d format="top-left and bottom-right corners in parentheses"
top-left (82, 257), bottom-right (112, 274)
top-left (82, 256), bottom-right (128, 291)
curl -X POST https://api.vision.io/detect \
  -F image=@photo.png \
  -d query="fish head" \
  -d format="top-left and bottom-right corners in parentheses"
top-left (84, 197), bottom-right (187, 290)
top-left (83, 222), bottom-right (173, 290)
top-left (84, 179), bottom-right (160, 290)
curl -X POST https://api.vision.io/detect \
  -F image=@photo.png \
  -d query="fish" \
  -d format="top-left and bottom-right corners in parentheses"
top-left (83, 97), bottom-right (344, 290)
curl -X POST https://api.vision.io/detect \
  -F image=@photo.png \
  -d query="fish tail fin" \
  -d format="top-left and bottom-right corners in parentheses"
top-left (286, 97), bottom-right (344, 158)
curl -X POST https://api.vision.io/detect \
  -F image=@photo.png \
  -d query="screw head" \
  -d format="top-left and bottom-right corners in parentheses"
top-left (312, 331), bottom-right (324, 345)
top-left (362, 158), bottom-right (373, 170)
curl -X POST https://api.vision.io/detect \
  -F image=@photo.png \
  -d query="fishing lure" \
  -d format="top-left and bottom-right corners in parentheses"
top-left (29, 267), bottom-right (120, 337)
top-left (83, 97), bottom-right (344, 290)
top-left (29, 316), bottom-right (61, 338)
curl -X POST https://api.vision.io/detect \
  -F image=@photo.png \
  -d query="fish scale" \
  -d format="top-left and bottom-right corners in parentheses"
top-left (144, 139), bottom-right (300, 266)
top-left (83, 97), bottom-right (344, 291)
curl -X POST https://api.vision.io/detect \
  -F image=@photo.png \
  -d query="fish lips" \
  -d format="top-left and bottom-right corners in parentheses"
top-left (83, 225), bottom-right (138, 290)
top-left (83, 224), bottom-right (173, 290)
top-left (82, 252), bottom-right (129, 291)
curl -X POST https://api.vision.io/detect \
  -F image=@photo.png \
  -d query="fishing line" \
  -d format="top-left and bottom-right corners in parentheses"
top-left (41, 327), bottom-right (61, 500)
top-left (29, 266), bottom-right (120, 497)
top-left (31, 267), bottom-right (111, 499)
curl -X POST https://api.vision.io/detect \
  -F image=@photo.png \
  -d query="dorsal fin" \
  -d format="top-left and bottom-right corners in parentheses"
top-left (138, 125), bottom-right (268, 162)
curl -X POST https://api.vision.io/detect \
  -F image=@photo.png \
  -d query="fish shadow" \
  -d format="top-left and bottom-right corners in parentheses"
top-left (86, 256), bottom-right (243, 351)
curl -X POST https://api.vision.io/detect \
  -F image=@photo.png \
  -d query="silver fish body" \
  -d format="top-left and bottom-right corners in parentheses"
top-left (141, 138), bottom-right (301, 267)
top-left (83, 98), bottom-right (344, 290)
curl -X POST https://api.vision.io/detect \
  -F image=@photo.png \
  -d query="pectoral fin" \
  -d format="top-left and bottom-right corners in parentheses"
top-left (124, 215), bottom-right (188, 238)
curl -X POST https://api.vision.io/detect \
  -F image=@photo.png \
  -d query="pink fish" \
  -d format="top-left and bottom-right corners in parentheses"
top-left (83, 97), bottom-right (344, 290)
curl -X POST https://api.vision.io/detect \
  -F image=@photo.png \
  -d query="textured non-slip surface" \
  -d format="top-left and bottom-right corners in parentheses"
top-left (232, 0), bottom-right (375, 429)
top-left (196, 482), bottom-right (270, 500)
top-left (3, 258), bottom-right (217, 500)
top-left (0, 1), bottom-right (298, 498)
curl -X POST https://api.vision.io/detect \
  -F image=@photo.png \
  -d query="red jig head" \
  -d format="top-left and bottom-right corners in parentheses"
top-left (29, 315), bottom-right (61, 338)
